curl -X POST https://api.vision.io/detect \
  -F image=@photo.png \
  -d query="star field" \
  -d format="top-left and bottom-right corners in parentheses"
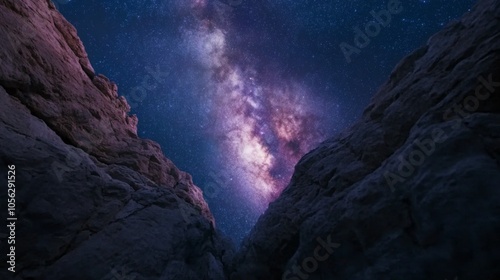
top-left (58, 0), bottom-right (476, 245)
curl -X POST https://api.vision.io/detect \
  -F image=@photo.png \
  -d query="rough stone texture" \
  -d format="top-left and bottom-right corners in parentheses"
top-left (0, 0), bottom-right (213, 223)
top-left (0, 0), bottom-right (233, 279)
top-left (1, 0), bottom-right (500, 279)
top-left (231, 0), bottom-right (500, 279)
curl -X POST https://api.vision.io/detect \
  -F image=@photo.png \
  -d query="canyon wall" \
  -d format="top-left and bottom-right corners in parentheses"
top-left (1, 0), bottom-right (499, 279)
top-left (0, 0), bottom-right (232, 279)
top-left (231, 0), bottom-right (500, 279)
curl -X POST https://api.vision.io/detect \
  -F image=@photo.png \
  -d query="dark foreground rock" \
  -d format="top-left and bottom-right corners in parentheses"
top-left (0, 0), bottom-right (232, 279)
top-left (231, 0), bottom-right (500, 279)
top-left (1, 0), bottom-right (499, 279)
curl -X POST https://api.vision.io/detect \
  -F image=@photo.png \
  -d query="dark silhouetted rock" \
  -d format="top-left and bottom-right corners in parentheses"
top-left (231, 0), bottom-right (500, 279)
top-left (1, 0), bottom-right (499, 279)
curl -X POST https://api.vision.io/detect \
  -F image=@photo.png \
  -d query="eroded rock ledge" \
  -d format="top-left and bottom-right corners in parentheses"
top-left (1, 0), bottom-right (499, 279)
top-left (0, 0), bottom-right (232, 279)
top-left (231, 0), bottom-right (500, 279)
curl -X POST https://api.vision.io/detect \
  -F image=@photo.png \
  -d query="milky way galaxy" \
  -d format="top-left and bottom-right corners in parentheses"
top-left (59, 0), bottom-right (476, 244)
top-left (181, 0), bottom-right (328, 210)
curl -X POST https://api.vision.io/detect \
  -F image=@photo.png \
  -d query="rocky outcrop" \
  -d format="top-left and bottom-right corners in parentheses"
top-left (231, 0), bottom-right (500, 279)
top-left (0, 0), bottom-right (212, 222)
top-left (0, 0), bottom-right (232, 279)
top-left (1, 0), bottom-right (499, 279)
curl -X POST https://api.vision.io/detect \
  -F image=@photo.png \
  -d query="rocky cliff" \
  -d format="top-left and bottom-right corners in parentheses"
top-left (1, 0), bottom-right (499, 280)
top-left (231, 0), bottom-right (500, 279)
top-left (0, 0), bottom-right (232, 279)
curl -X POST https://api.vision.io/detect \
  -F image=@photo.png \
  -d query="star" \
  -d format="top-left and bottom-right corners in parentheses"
top-left (59, 0), bottom-right (476, 244)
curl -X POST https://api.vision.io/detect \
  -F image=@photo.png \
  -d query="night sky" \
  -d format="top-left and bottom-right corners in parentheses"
top-left (56, 0), bottom-right (475, 245)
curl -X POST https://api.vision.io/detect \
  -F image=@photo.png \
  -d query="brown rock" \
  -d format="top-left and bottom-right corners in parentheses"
top-left (0, 1), bottom-right (232, 279)
top-left (0, 0), bottom-right (212, 222)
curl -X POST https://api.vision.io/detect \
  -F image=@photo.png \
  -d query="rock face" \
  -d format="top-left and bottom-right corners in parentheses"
top-left (0, 0), bottom-right (232, 279)
top-left (1, 0), bottom-right (499, 279)
top-left (231, 0), bottom-right (500, 279)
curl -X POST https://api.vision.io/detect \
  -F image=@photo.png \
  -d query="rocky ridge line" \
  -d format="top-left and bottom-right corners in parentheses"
top-left (0, 0), bottom-right (233, 279)
top-left (231, 0), bottom-right (500, 279)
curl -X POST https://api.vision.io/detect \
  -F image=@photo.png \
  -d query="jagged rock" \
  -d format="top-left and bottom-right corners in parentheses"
top-left (0, 0), bottom-right (232, 279)
top-left (1, 0), bottom-right (499, 279)
top-left (0, 0), bottom-right (212, 222)
top-left (231, 0), bottom-right (500, 279)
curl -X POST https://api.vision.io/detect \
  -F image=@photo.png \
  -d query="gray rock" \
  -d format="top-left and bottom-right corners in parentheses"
top-left (231, 0), bottom-right (500, 279)
top-left (1, 0), bottom-right (499, 279)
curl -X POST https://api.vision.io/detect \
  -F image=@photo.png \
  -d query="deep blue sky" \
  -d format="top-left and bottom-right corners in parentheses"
top-left (57, 0), bottom-right (475, 245)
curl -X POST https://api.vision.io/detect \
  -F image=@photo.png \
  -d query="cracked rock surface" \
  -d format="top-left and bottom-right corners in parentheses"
top-left (231, 0), bottom-right (500, 279)
top-left (1, 0), bottom-right (500, 279)
top-left (0, 0), bottom-right (232, 279)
